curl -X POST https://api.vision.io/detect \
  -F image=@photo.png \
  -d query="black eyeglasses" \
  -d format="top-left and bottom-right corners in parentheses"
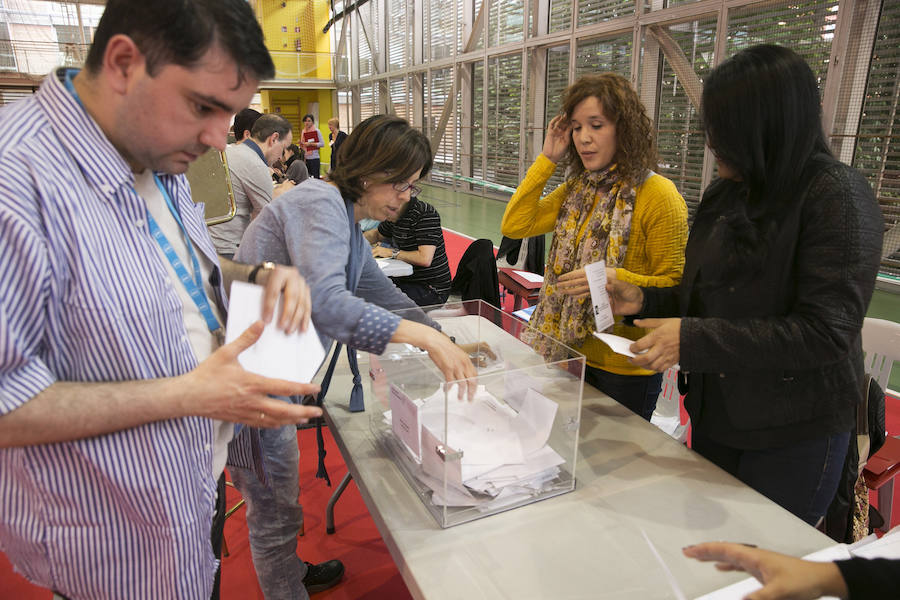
top-left (392, 181), bottom-right (422, 197)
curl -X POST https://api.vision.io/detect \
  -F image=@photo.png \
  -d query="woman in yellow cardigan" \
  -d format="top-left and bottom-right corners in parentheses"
top-left (501, 73), bottom-right (688, 420)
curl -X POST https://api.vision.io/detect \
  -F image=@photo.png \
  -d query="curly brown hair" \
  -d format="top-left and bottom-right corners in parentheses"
top-left (559, 73), bottom-right (657, 186)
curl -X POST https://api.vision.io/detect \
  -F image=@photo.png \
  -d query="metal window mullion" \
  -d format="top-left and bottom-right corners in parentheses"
top-left (700, 0), bottom-right (731, 196)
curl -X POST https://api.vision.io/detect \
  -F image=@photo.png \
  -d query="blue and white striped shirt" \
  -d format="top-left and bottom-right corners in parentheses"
top-left (0, 70), bottom-right (228, 599)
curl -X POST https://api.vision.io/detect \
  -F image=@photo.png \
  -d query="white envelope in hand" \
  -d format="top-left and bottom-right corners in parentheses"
top-left (225, 280), bottom-right (326, 383)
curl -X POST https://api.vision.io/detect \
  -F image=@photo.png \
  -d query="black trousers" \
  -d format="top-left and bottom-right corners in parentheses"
top-left (393, 278), bottom-right (449, 307)
top-left (306, 158), bottom-right (321, 179)
top-left (210, 472), bottom-right (227, 600)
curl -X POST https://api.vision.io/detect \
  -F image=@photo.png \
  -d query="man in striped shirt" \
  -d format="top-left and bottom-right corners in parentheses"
top-left (0, 1), bottom-right (323, 598)
top-left (365, 195), bottom-right (453, 306)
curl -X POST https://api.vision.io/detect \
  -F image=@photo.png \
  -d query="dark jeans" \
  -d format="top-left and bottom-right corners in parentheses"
top-left (584, 366), bottom-right (662, 422)
top-left (691, 429), bottom-right (850, 526)
top-left (210, 473), bottom-right (227, 600)
top-left (393, 278), bottom-right (449, 308)
top-left (306, 158), bottom-right (320, 179)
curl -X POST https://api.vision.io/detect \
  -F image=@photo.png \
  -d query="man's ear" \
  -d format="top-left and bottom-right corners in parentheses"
top-left (101, 34), bottom-right (144, 95)
top-left (266, 132), bottom-right (280, 148)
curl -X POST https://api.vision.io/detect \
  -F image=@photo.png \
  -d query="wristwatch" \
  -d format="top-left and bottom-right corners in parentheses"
top-left (391, 248), bottom-right (400, 259)
top-left (248, 261), bottom-right (275, 284)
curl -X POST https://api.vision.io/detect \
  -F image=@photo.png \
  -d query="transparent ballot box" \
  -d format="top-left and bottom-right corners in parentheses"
top-left (368, 300), bottom-right (584, 528)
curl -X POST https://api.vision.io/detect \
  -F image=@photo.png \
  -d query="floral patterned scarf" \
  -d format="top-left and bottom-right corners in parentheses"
top-left (526, 165), bottom-right (636, 361)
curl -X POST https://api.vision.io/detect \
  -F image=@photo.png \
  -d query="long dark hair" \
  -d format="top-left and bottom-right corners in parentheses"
top-left (329, 115), bottom-right (432, 203)
top-left (700, 45), bottom-right (832, 280)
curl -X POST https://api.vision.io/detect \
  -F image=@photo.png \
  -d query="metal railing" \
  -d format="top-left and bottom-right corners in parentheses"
top-left (1, 42), bottom-right (335, 83)
top-left (1, 40), bottom-right (89, 76)
top-left (267, 50), bottom-right (334, 81)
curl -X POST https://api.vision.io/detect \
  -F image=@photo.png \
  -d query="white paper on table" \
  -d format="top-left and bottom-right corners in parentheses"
top-left (420, 425), bottom-right (471, 498)
top-left (504, 371), bottom-right (544, 411)
top-left (513, 270), bottom-right (544, 283)
top-left (390, 384), bottom-right (421, 458)
top-left (512, 388), bottom-right (558, 455)
top-left (225, 281), bottom-right (325, 383)
top-left (427, 472), bottom-right (482, 507)
top-left (851, 526), bottom-right (900, 560)
top-left (418, 385), bottom-right (524, 466)
top-left (695, 544), bottom-right (851, 600)
top-left (476, 486), bottom-right (535, 512)
top-left (469, 445), bottom-right (565, 484)
top-left (583, 260), bottom-right (615, 332)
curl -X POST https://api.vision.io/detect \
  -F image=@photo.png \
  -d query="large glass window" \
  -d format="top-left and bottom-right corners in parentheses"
top-left (653, 18), bottom-right (716, 220)
top-left (486, 53), bottom-right (523, 189)
top-left (575, 34), bottom-right (632, 79)
top-left (335, 0), bottom-right (900, 270)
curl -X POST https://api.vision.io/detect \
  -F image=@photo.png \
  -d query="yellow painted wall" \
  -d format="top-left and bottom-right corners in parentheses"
top-left (257, 0), bottom-right (332, 80)
top-left (260, 89), bottom-right (335, 166)
top-left (256, 0), bottom-right (336, 165)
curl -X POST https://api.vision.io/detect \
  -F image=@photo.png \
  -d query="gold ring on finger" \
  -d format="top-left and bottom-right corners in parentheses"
top-left (260, 412), bottom-right (266, 420)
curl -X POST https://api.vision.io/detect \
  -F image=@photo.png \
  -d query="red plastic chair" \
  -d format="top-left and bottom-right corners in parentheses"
top-left (860, 317), bottom-right (900, 533)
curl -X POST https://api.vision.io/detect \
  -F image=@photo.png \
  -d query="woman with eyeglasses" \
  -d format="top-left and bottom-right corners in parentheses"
top-left (230, 114), bottom-right (475, 599)
top-left (363, 173), bottom-right (452, 307)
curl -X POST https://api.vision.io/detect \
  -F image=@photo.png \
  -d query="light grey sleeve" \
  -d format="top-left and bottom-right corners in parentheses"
top-left (355, 252), bottom-right (439, 329)
top-left (275, 186), bottom-right (402, 353)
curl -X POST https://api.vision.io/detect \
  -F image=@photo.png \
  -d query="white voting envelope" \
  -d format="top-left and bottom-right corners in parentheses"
top-left (225, 280), bottom-right (325, 383)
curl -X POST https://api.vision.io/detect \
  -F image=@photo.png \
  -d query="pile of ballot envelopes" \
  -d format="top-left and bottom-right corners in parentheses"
top-left (384, 381), bottom-right (567, 512)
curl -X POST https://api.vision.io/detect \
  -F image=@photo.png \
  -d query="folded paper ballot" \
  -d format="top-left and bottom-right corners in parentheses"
top-left (593, 331), bottom-right (681, 370)
top-left (593, 331), bottom-right (642, 358)
top-left (225, 281), bottom-right (326, 383)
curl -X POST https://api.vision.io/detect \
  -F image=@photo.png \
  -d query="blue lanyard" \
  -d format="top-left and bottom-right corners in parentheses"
top-left (146, 175), bottom-right (223, 338)
top-left (62, 68), bottom-right (82, 105)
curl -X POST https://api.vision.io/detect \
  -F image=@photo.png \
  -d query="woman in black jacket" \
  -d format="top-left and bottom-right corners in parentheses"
top-left (607, 44), bottom-right (884, 525)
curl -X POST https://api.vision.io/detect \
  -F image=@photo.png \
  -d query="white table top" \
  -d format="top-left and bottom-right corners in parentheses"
top-left (377, 257), bottom-right (413, 277)
top-left (321, 350), bottom-right (834, 600)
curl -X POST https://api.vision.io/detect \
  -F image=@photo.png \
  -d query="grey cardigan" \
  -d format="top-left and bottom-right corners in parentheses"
top-left (235, 177), bottom-right (433, 355)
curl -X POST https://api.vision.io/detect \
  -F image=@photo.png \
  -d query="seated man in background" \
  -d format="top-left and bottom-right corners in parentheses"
top-left (209, 113), bottom-right (294, 258)
top-left (231, 107), bottom-right (261, 145)
top-left (364, 187), bottom-right (452, 306)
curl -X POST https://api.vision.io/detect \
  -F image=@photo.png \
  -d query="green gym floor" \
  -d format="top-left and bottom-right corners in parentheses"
top-left (419, 182), bottom-right (900, 390)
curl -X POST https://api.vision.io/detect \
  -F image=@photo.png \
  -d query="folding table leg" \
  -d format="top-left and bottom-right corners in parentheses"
top-left (325, 472), bottom-right (353, 534)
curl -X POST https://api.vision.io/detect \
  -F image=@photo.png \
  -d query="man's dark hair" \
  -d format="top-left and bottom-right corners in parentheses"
top-left (233, 108), bottom-right (261, 141)
top-left (251, 114), bottom-right (292, 143)
top-left (85, 0), bottom-right (274, 82)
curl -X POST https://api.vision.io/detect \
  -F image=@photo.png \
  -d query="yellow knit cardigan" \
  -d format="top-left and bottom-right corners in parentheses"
top-left (501, 154), bottom-right (689, 375)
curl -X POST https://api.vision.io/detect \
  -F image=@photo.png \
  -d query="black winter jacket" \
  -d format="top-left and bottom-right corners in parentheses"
top-left (642, 157), bottom-right (883, 447)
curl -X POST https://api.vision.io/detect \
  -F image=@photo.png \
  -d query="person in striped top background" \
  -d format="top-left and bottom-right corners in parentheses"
top-left (0, 1), bottom-right (323, 598)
